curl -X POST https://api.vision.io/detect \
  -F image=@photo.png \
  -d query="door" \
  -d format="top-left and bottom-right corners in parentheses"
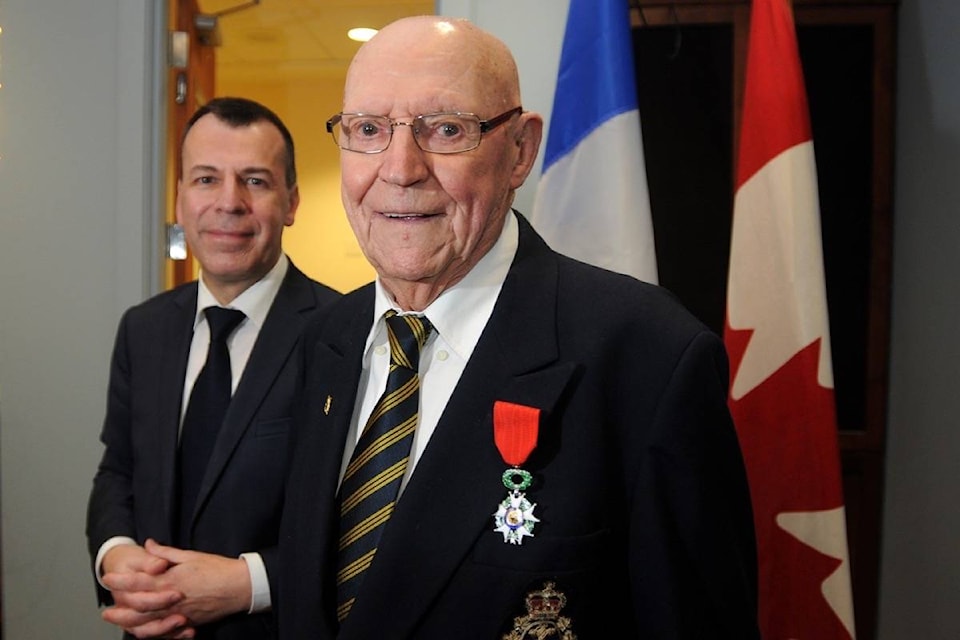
top-left (166, 0), bottom-right (217, 289)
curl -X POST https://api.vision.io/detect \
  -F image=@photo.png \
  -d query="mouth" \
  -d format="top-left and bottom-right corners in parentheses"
top-left (381, 211), bottom-right (440, 220)
top-left (204, 229), bottom-right (254, 242)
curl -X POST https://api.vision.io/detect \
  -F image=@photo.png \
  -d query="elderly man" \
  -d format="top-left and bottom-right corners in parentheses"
top-left (278, 17), bottom-right (759, 640)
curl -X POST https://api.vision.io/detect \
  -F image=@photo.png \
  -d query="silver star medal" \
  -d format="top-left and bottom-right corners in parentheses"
top-left (493, 468), bottom-right (540, 545)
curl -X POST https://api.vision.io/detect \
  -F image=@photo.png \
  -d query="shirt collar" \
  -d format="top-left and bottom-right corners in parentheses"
top-left (195, 253), bottom-right (289, 329)
top-left (370, 211), bottom-right (518, 359)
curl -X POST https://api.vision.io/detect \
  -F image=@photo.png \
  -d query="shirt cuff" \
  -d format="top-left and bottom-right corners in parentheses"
top-left (239, 552), bottom-right (271, 613)
top-left (94, 536), bottom-right (138, 589)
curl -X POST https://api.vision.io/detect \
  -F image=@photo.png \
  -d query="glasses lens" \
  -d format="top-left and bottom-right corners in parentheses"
top-left (415, 114), bottom-right (482, 153)
top-left (336, 114), bottom-right (392, 153)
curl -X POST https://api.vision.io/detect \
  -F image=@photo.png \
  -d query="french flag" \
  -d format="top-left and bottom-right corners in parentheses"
top-left (530, 0), bottom-right (658, 284)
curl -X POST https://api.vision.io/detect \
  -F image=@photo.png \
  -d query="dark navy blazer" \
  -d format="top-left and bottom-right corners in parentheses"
top-left (279, 215), bottom-right (760, 639)
top-left (87, 261), bottom-right (340, 640)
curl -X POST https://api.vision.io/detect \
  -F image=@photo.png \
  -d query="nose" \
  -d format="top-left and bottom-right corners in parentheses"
top-left (216, 177), bottom-right (249, 213)
top-left (378, 123), bottom-right (430, 186)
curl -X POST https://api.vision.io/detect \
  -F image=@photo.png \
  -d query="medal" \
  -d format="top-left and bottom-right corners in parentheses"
top-left (492, 401), bottom-right (541, 545)
top-left (494, 469), bottom-right (540, 544)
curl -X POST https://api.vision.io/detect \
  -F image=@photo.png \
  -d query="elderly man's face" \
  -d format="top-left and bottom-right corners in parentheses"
top-left (338, 21), bottom-right (532, 299)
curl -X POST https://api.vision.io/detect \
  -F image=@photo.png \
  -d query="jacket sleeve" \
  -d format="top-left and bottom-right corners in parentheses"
top-left (85, 310), bottom-right (138, 605)
top-left (630, 329), bottom-right (761, 638)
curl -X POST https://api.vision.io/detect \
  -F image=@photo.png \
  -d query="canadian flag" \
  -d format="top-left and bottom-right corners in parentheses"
top-left (724, 0), bottom-right (857, 638)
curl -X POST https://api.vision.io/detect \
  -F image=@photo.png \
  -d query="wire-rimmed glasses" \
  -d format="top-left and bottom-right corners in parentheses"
top-left (326, 106), bottom-right (522, 154)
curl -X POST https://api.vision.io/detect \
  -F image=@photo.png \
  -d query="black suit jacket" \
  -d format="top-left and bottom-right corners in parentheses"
top-left (278, 214), bottom-right (760, 639)
top-left (87, 261), bottom-right (340, 640)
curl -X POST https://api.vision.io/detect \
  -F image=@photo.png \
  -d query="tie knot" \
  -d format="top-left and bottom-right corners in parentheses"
top-left (385, 311), bottom-right (433, 370)
top-left (204, 307), bottom-right (246, 343)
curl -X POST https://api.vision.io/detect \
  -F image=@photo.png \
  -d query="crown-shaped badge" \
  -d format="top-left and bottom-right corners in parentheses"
top-left (525, 581), bottom-right (566, 620)
top-left (502, 581), bottom-right (577, 640)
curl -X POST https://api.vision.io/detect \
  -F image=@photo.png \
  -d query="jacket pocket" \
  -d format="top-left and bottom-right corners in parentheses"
top-left (471, 527), bottom-right (610, 573)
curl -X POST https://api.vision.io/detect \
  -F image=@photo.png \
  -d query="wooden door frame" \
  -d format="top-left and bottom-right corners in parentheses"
top-left (166, 0), bottom-right (217, 289)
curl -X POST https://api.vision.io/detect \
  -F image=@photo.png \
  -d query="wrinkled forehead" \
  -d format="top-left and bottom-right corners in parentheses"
top-left (343, 18), bottom-right (519, 115)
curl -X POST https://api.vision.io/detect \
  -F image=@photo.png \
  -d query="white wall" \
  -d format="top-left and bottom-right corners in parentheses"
top-left (0, 0), bottom-right (163, 637)
top-left (0, 0), bottom-right (957, 637)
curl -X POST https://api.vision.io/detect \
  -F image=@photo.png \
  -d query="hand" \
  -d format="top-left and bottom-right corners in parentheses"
top-left (102, 541), bottom-right (171, 578)
top-left (102, 538), bottom-right (251, 636)
top-left (141, 538), bottom-right (252, 626)
top-left (100, 542), bottom-right (191, 638)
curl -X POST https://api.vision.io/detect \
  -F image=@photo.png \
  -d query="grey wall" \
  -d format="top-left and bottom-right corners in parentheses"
top-left (0, 0), bottom-right (163, 637)
top-left (0, 0), bottom-right (955, 638)
top-left (879, 0), bottom-right (960, 638)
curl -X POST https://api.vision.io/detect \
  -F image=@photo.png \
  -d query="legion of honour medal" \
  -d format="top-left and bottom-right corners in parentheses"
top-left (492, 400), bottom-right (541, 545)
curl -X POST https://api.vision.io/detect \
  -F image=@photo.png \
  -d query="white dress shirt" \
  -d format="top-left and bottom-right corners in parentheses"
top-left (340, 213), bottom-right (519, 492)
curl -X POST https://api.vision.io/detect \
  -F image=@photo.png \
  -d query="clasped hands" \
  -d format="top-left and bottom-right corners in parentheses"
top-left (100, 538), bottom-right (251, 639)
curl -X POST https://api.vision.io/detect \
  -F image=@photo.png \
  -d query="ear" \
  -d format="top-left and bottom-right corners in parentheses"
top-left (174, 179), bottom-right (185, 225)
top-left (509, 112), bottom-right (544, 190)
top-left (285, 185), bottom-right (300, 227)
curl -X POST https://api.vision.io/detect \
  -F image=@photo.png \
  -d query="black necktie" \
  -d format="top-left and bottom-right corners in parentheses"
top-left (177, 306), bottom-right (246, 545)
top-left (336, 311), bottom-right (433, 623)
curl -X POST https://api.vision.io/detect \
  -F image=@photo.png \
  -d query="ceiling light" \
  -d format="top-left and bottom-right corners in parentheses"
top-left (348, 28), bottom-right (378, 43)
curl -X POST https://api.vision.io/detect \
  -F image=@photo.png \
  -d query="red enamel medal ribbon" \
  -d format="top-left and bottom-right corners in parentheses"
top-left (493, 400), bottom-right (540, 466)
top-left (492, 401), bottom-right (542, 544)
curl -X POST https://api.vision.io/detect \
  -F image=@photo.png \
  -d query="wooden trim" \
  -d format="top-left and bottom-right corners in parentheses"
top-left (167, 0), bottom-right (217, 289)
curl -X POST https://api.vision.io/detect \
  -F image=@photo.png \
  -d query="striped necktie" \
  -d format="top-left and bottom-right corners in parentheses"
top-left (336, 311), bottom-right (433, 623)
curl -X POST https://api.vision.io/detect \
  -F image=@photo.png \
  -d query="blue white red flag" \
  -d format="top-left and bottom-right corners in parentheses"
top-left (530, 0), bottom-right (657, 283)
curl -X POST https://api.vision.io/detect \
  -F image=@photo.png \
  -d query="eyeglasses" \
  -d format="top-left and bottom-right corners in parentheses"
top-left (326, 106), bottom-right (522, 155)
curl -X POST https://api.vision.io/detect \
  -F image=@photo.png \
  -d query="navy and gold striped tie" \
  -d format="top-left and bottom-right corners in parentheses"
top-left (336, 311), bottom-right (433, 622)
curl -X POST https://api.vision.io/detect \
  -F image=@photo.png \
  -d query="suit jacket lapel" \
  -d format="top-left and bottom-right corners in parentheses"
top-left (194, 266), bottom-right (318, 519)
top-left (340, 214), bottom-right (580, 638)
top-left (303, 292), bottom-right (374, 637)
top-left (160, 284), bottom-right (197, 540)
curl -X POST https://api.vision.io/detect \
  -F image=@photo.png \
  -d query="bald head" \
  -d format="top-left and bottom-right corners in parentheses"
top-left (344, 16), bottom-right (522, 115)
top-left (334, 15), bottom-right (543, 311)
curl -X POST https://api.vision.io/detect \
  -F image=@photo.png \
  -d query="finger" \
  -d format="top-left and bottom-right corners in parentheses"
top-left (169, 626), bottom-right (197, 640)
top-left (102, 570), bottom-right (178, 595)
top-left (103, 544), bottom-right (166, 576)
top-left (122, 613), bottom-right (190, 639)
top-left (103, 605), bottom-right (168, 629)
top-left (106, 588), bottom-right (183, 613)
top-left (145, 538), bottom-right (190, 564)
top-left (140, 551), bottom-right (172, 575)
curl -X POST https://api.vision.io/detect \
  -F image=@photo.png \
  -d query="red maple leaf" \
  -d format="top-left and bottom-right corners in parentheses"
top-left (726, 323), bottom-right (851, 639)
